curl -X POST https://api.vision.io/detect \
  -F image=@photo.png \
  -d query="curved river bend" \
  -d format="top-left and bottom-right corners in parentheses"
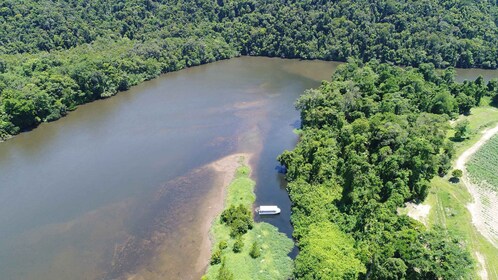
top-left (0, 57), bottom-right (340, 279)
top-left (0, 57), bottom-right (494, 279)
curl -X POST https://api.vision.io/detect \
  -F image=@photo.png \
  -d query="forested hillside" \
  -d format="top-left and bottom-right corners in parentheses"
top-left (2, 0), bottom-right (498, 279)
top-left (278, 60), bottom-right (498, 279)
top-left (2, 0), bottom-right (498, 138)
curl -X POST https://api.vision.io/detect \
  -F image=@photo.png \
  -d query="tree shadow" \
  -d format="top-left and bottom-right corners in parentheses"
top-left (491, 99), bottom-right (498, 108)
top-left (449, 136), bottom-right (465, 142)
top-left (449, 177), bottom-right (460, 184)
top-left (275, 165), bottom-right (287, 174)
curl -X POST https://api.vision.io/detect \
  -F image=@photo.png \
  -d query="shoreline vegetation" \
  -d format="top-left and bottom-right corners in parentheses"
top-left (277, 61), bottom-right (498, 279)
top-left (3, 1), bottom-right (498, 279)
top-left (203, 154), bottom-right (293, 280)
top-left (4, 0), bottom-right (498, 140)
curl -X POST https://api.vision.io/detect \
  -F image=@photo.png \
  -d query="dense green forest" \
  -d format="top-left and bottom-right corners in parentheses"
top-left (2, 1), bottom-right (498, 278)
top-left (278, 60), bottom-right (498, 279)
top-left (3, 0), bottom-right (498, 138)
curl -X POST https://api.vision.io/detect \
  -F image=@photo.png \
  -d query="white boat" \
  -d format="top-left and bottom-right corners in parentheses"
top-left (256, 205), bottom-right (281, 215)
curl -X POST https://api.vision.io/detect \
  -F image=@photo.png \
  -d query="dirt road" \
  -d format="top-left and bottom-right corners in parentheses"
top-left (455, 124), bottom-right (498, 249)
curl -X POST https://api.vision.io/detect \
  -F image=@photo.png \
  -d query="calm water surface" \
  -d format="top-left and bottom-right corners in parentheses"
top-left (0, 58), bottom-right (494, 279)
top-left (0, 57), bottom-right (340, 279)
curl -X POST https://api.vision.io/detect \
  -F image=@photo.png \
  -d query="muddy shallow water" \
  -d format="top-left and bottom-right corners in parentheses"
top-left (0, 57), bottom-right (340, 279)
top-left (1, 57), bottom-right (493, 279)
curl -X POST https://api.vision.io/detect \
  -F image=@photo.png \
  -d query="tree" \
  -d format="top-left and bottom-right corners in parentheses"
top-left (0, 59), bottom-right (6, 73)
top-left (401, 228), bottom-right (474, 279)
top-left (456, 93), bottom-right (475, 115)
top-left (210, 249), bottom-right (222, 265)
top-left (493, 92), bottom-right (498, 107)
top-left (294, 222), bottom-right (366, 279)
top-left (451, 169), bottom-right (463, 183)
top-left (232, 237), bottom-right (244, 253)
top-left (454, 120), bottom-right (470, 140)
top-left (452, 169), bottom-right (463, 179)
top-left (218, 240), bottom-right (228, 250)
top-left (220, 204), bottom-right (253, 237)
top-left (280, 61), bottom-right (477, 279)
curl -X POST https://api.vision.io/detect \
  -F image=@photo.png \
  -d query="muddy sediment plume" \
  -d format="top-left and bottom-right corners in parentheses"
top-left (106, 154), bottom-right (250, 280)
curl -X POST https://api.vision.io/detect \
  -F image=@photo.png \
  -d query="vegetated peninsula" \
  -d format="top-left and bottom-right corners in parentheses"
top-left (2, 0), bottom-right (498, 279)
top-left (278, 60), bottom-right (498, 279)
top-left (204, 155), bottom-right (293, 280)
top-left (2, 0), bottom-right (498, 138)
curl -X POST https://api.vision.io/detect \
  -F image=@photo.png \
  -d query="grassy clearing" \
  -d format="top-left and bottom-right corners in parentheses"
top-left (425, 104), bottom-right (498, 279)
top-left (467, 134), bottom-right (498, 191)
top-left (426, 177), bottom-right (498, 279)
top-left (449, 101), bottom-right (498, 156)
top-left (203, 160), bottom-right (294, 280)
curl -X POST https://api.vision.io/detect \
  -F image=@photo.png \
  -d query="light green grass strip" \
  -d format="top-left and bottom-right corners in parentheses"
top-left (426, 105), bottom-right (498, 279)
top-left (204, 159), bottom-right (294, 280)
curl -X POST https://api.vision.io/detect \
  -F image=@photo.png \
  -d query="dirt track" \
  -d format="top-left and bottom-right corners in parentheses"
top-left (455, 124), bottom-right (498, 249)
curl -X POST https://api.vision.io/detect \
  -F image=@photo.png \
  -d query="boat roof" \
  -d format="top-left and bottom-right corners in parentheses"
top-left (259, 205), bottom-right (280, 211)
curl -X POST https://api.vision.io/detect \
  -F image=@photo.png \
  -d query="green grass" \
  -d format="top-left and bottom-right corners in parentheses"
top-left (425, 104), bottom-right (498, 279)
top-left (467, 134), bottom-right (498, 191)
top-left (203, 159), bottom-right (294, 280)
top-left (449, 102), bottom-right (498, 156)
top-left (426, 177), bottom-right (498, 279)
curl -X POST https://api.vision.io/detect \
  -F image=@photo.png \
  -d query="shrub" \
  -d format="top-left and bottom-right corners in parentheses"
top-left (454, 120), bottom-right (470, 140)
top-left (249, 241), bottom-right (261, 258)
top-left (452, 169), bottom-right (463, 178)
top-left (218, 240), bottom-right (228, 250)
top-left (210, 249), bottom-right (222, 265)
top-left (233, 237), bottom-right (244, 253)
top-left (220, 204), bottom-right (253, 237)
top-left (450, 169), bottom-right (463, 183)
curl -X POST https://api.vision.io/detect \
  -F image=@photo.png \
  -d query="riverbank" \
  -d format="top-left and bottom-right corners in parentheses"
top-left (0, 57), bottom-right (336, 279)
top-left (195, 153), bottom-right (253, 275)
top-left (203, 155), bottom-right (293, 280)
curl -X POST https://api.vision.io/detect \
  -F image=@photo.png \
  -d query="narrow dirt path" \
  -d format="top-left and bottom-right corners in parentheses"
top-left (455, 123), bottom-right (498, 248)
top-left (454, 124), bottom-right (498, 280)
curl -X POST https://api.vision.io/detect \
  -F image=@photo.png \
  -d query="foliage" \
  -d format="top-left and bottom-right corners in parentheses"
top-left (278, 61), bottom-right (480, 279)
top-left (425, 103), bottom-right (498, 277)
top-left (454, 120), bottom-right (471, 140)
top-left (218, 240), bottom-right (228, 250)
top-left (452, 169), bottom-right (463, 179)
top-left (232, 236), bottom-right (244, 253)
top-left (1, 0), bottom-right (495, 278)
top-left (211, 249), bottom-right (222, 265)
top-left (427, 175), bottom-right (498, 278)
top-left (217, 258), bottom-right (234, 280)
top-left (249, 241), bottom-right (261, 259)
top-left (400, 227), bottom-right (474, 279)
top-left (294, 222), bottom-right (366, 279)
top-left (221, 204), bottom-right (253, 237)
top-left (204, 163), bottom-right (293, 280)
top-left (3, 0), bottom-right (498, 69)
top-left (2, 0), bottom-right (498, 139)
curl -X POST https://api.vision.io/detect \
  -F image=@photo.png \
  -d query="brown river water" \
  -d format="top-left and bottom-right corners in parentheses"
top-left (0, 57), bottom-right (340, 279)
top-left (0, 57), bottom-right (494, 279)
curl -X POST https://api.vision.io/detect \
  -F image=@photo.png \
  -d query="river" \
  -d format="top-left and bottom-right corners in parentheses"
top-left (0, 57), bottom-right (495, 279)
top-left (0, 57), bottom-right (340, 279)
